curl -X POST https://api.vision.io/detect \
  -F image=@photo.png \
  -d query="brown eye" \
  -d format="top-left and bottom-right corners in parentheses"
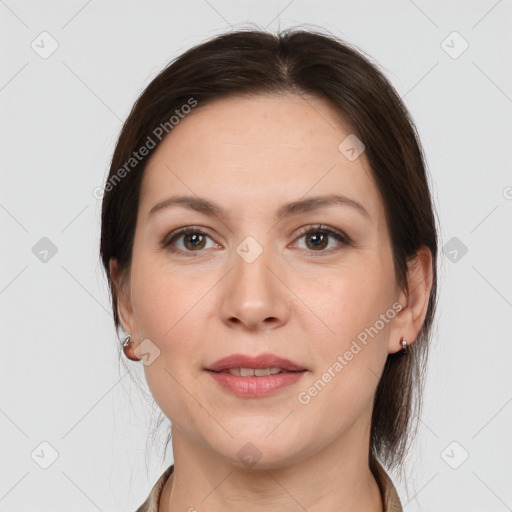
top-left (162, 227), bottom-right (218, 255)
top-left (305, 232), bottom-right (329, 250)
top-left (183, 233), bottom-right (206, 250)
top-left (294, 225), bottom-right (351, 253)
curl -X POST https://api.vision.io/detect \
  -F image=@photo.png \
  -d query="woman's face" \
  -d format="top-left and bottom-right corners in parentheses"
top-left (117, 93), bottom-right (409, 468)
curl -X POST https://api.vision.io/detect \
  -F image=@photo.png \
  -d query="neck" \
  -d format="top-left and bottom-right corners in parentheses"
top-left (159, 421), bottom-right (383, 512)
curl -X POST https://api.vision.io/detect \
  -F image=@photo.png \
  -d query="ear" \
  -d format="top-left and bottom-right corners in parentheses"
top-left (109, 258), bottom-right (137, 336)
top-left (388, 246), bottom-right (434, 354)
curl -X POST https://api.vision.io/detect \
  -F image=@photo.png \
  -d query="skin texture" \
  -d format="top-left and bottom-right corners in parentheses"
top-left (111, 93), bottom-right (433, 512)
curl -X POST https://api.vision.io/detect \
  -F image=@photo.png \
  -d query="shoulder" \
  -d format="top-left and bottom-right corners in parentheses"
top-left (135, 464), bottom-right (174, 512)
top-left (371, 458), bottom-right (403, 512)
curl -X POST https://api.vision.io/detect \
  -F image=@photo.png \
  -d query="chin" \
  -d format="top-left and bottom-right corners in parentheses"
top-left (211, 430), bottom-right (307, 470)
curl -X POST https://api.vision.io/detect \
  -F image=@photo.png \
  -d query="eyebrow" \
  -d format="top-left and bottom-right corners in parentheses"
top-left (147, 193), bottom-right (371, 222)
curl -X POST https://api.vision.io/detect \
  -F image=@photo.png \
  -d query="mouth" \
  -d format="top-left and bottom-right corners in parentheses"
top-left (205, 353), bottom-right (308, 398)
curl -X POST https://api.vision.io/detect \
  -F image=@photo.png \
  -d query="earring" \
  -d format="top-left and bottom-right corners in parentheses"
top-left (400, 337), bottom-right (408, 355)
top-left (123, 334), bottom-right (140, 361)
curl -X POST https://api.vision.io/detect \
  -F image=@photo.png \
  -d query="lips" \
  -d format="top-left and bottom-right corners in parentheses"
top-left (206, 353), bottom-right (308, 398)
top-left (205, 353), bottom-right (307, 374)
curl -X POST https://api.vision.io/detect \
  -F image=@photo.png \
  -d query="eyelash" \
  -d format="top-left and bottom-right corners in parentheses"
top-left (161, 224), bottom-right (351, 257)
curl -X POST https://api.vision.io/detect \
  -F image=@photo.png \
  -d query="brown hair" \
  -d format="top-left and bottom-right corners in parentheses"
top-left (100, 27), bottom-right (439, 472)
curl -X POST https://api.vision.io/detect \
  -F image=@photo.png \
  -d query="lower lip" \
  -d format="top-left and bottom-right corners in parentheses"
top-left (207, 370), bottom-right (307, 398)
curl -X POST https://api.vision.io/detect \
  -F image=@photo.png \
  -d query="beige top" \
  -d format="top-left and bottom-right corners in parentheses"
top-left (134, 459), bottom-right (402, 512)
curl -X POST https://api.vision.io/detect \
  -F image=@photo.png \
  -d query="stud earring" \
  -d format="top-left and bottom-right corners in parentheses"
top-left (122, 334), bottom-right (140, 361)
top-left (400, 337), bottom-right (408, 355)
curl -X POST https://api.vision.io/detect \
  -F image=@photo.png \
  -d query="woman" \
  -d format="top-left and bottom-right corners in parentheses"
top-left (100, 27), bottom-right (438, 512)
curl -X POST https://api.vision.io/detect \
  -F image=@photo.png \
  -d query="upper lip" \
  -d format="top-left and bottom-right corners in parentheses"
top-left (205, 353), bottom-right (307, 372)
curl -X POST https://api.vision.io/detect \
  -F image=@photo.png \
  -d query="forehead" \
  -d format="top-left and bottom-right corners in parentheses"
top-left (139, 93), bottom-right (382, 222)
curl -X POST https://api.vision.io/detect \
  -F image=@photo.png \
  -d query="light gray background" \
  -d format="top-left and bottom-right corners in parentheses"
top-left (1, 1), bottom-right (511, 510)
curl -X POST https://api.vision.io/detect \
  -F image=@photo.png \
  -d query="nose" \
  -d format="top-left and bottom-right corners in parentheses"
top-left (219, 242), bottom-right (291, 332)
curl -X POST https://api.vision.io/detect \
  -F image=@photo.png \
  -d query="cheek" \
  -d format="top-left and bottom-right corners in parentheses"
top-left (299, 258), bottom-right (392, 345)
top-left (130, 257), bottom-right (208, 424)
top-left (130, 246), bottom-right (191, 338)
top-left (131, 272), bottom-right (174, 338)
top-left (129, 249), bottom-right (211, 367)
top-left (298, 258), bottom-right (394, 397)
